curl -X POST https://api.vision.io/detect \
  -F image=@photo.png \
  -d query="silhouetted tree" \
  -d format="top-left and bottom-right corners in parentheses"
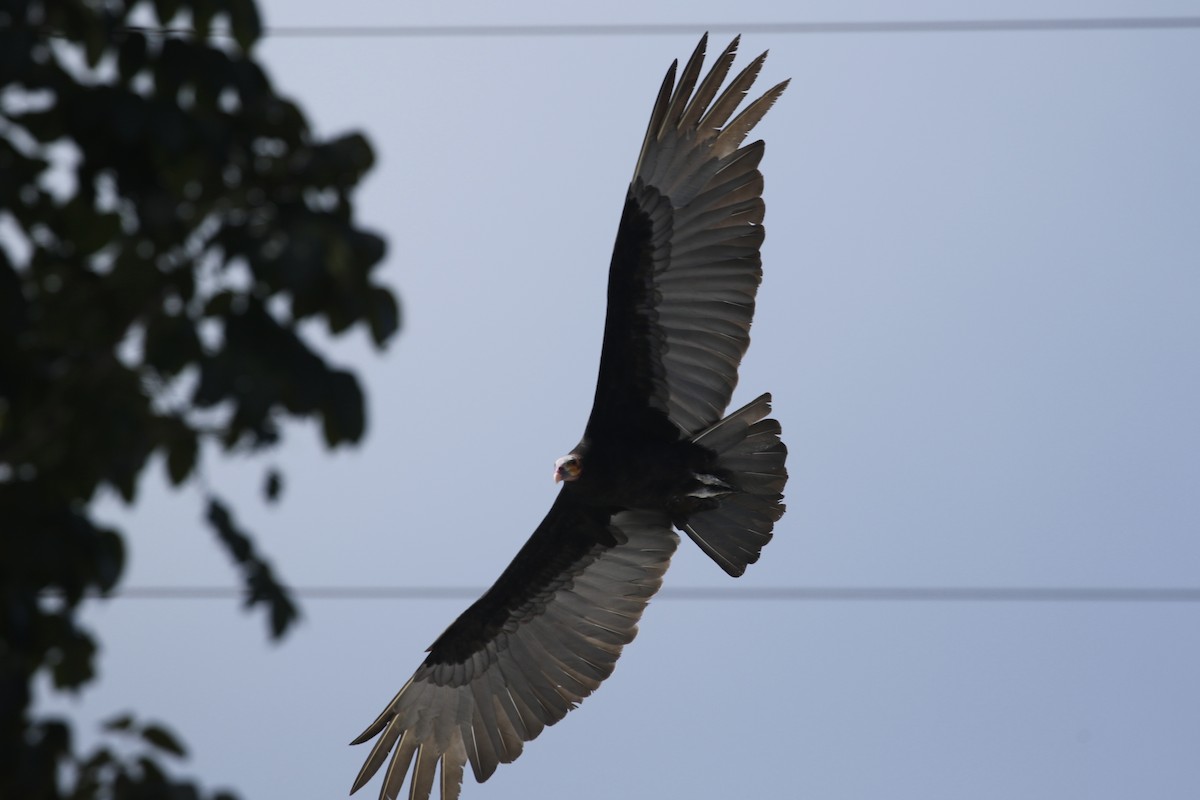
top-left (0, 1), bottom-right (398, 797)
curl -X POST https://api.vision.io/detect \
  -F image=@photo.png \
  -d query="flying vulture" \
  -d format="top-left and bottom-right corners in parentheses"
top-left (351, 34), bottom-right (789, 800)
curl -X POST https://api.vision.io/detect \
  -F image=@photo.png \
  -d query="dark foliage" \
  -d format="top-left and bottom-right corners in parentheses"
top-left (0, 1), bottom-right (398, 797)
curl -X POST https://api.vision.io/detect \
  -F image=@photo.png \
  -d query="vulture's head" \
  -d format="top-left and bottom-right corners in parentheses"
top-left (554, 454), bottom-right (582, 483)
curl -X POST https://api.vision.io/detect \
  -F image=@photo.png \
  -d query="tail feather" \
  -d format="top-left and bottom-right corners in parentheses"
top-left (684, 392), bottom-right (787, 577)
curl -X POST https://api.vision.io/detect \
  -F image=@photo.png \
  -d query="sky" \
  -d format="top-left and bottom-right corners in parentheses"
top-left (38, 1), bottom-right (1200, 799)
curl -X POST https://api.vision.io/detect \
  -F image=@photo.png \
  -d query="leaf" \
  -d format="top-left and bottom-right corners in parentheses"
top-left (26, 719), bottom-right (73, 767)
top-left (351, 229), bottom-right (387, 273)
top-left (145, 311), bottom-right (203, 377)
top-left (206, 497), bottom-right (251, 562)
top-left (141, 724), bottom-right (188, 758)
top-left (333, 132), bottom-right (375, 179)
top-left (0, 249), bottom-right (28, 337)
top-left (321, 370), bottom-right (365, 446)
top-left (92, 527), bottom-right (126, 593)
top-left (204, 290), bottom-right (235, 317)
top-left (194, 350), bottom-right (235, 408)
top-left (117, 31), bottom-right (148, 83)
top-left (269, 588), bottom-right (300, 639)
top-left (263, 468), bottom-right (282, 502)
top-left (48, 625), bottom-right (97, 690)
top-left (156, 37), bottom-right (189, 99)
top-left (72, 209), bottom-right (122, 257)
top-left (9, 106), bottom-right (65, 143)
top-left (102, 713), bottom-right (135, 732)
top-left (154, 0), bottom-right (182, 25)
top-left (83, 22), bottom-right (106, 69)
top-left (228, 0), bottom-right (263, 51)
top-left (230, 58), bottom-right (270, 104)
top-left (137, 755), bottom-right (169, 785)
top-left (192, 0), bottom-right (219, 40)
top-left (367, 285), bottom-right (400, 347)
top-left (113, 468), bottom-right (137, 504)
top-left (205, 496), bottom-right (301, 639)
top-left (246, 562), bottom-right (301, 640)
top-left (166, 425), bottom-right (198, 486)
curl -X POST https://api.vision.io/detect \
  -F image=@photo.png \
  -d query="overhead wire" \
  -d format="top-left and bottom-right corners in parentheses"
top-left (42, 16), bottom-right (1200, 41)
top-left (102, 586), bottom-right (1200, 603)
top-left (260, 17), bottom-right (1200, 38)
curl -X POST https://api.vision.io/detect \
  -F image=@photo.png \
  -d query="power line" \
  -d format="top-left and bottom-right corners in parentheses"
top-left (260, 17), bottom-right (1200, 38)
top-left (100, 585), bottom-right (1200, 603)
top-left (47, 16), bottom-right (1200, 41)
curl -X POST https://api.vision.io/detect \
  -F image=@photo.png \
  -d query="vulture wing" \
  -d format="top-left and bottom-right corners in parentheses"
top-left (351, 35), bottom-right (786, 800)
top-left (588, 34), bottom-right (789, 436)
top-left (350, 501), bottom-right (678, 800)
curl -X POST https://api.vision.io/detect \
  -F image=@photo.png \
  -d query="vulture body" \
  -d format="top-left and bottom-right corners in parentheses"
top-left (352, 34), bottom-right (789, 800)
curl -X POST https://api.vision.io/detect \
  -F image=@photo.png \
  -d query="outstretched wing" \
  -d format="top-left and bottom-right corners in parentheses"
top-left (350, 498), bottom-right (679, 800)
top-left (588, 34), bottom-right (789, 437)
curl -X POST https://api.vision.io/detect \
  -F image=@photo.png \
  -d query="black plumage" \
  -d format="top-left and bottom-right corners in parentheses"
top-left (351, 34), bottom-right (789, 800)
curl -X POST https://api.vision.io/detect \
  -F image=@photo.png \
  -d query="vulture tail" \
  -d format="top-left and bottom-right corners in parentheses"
top-left (683, 392), bottom-right (788, 577)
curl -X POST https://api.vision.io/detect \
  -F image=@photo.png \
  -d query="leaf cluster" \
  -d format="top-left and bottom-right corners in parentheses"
top-left (0, 1), bottom-right (398, 797)
top-left (21, 714), bottom-right (239, 800)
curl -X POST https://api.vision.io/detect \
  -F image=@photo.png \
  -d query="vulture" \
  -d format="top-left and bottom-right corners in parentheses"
top-left (351, 34), bottom-right (789, 800)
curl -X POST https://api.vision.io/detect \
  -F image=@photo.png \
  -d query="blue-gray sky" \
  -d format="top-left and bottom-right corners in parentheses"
top-left (44, 1), bottom-right (1200, 798)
